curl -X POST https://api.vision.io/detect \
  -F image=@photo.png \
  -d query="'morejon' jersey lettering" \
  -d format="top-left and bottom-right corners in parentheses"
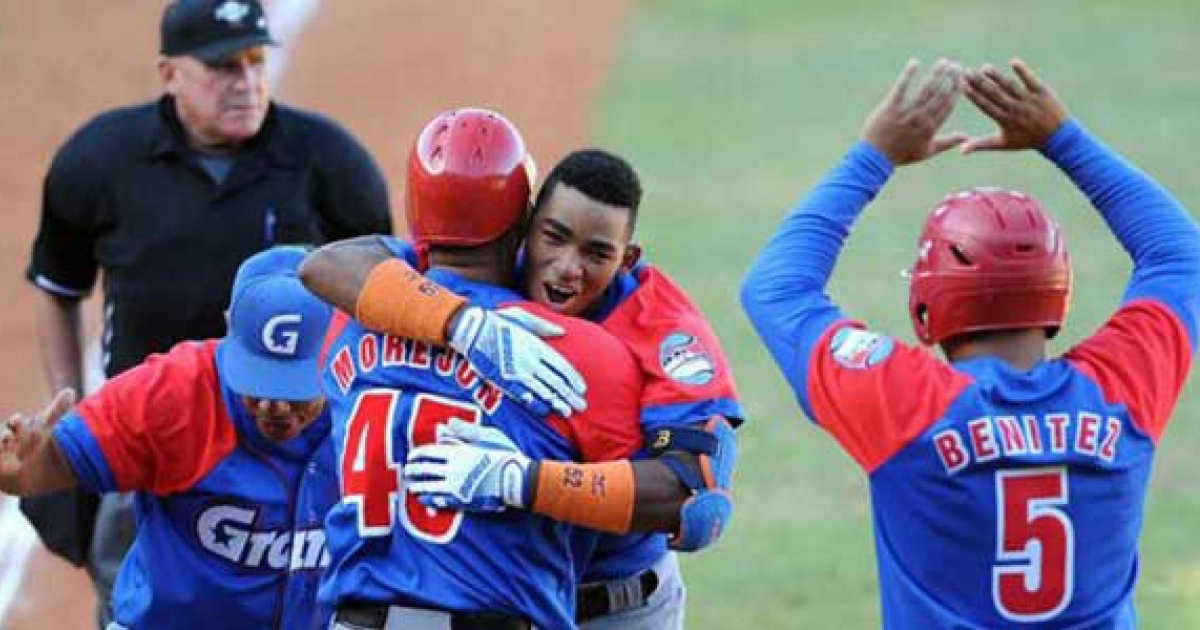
top-left (330, 333), bottom-right (503, 414)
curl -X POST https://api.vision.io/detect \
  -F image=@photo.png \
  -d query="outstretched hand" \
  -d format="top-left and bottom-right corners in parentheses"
top-left (862, 58), bottom-right (967, 166)
top-left (0, 388), bottom-right (76, 478)
top-left (961, 59), bottom-right (1068, 153)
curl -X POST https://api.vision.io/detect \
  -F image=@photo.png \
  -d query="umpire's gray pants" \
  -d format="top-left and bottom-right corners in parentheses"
top-left (579, 552), bottom-right (685, 630)
top-left (89, 492), bottom-right (136, 629)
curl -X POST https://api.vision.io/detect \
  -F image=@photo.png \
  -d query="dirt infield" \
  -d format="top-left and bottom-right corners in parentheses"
top-left (0, 0), bottom-right (629, 626)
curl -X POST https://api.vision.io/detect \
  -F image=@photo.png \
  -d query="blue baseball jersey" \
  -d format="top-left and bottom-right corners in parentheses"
top-left (52, 339), bottom-right (339, 630)
top-left (380, 237), bottom-right (746, 581)
top-left (316, 270), bottom-right (644, 629)
top-left (578, 264), bottom-right (744, 581)
top-left (742, 121), bottom-right (1200, 628)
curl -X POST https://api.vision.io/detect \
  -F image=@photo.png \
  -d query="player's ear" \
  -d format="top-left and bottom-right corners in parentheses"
top-left (621, 243), bottom-right (642, 271)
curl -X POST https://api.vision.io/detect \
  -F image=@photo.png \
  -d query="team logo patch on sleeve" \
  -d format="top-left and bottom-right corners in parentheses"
top-left (829, 328), bottom-right (894, 370)
top-left (658, 332), bottom-right (716, 385)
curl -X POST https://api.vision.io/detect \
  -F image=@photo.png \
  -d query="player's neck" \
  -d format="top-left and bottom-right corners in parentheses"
top-left (941, 328), bottom-right (1047, 372)
top-left (427, 246), bottom-right (515, 287)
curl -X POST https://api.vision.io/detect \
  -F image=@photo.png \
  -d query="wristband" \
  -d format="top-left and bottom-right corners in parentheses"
top-left (354, 258), bottom-right (466, 343)
top-left (529, 460), bottom-right (635, 534)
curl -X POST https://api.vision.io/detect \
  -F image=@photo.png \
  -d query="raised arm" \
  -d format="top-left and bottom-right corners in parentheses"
top-left (297, 235), bottom-right (394, 315)
top-left (963, 59), bottom-right (1200, 448)
top-left (964, 59), bottom-right (1200, 347)
top-left (740, 60), bottom-right (964, 412)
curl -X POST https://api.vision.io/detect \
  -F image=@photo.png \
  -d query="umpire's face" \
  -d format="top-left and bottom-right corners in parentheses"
top-left (160, 46), bottom-right (270, 151)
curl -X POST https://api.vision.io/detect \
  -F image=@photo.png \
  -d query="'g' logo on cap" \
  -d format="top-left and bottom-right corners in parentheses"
top-left (262, 313), bottom-right (302, 355)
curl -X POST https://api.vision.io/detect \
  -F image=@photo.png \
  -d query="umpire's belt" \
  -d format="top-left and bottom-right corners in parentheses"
top-left (333, 602), bottom-right (530, 630)
top-left (576, 566), bottom-right (660, 623)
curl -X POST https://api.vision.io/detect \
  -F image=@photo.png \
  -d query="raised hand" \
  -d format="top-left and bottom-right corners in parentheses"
top-left (1, 389), bottom-right (76, 480)
top-left (961, 59), bottom-right (1068, 153)
top-left (448, 306), bottom-right (587, 418)
top-left (861, 58), bottom-right (967, 166)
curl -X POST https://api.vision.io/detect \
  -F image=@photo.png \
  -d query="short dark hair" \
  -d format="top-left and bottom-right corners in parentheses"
top-left (534, 149), bottom-right (642, 236)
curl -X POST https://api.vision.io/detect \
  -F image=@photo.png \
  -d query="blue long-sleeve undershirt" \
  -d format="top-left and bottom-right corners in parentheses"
top-left (741, 121), bottom-right (1200, 420)
top-left (1042, 120), bottom-right (1200, 350)
top-left (739, 141), bottom-right (892, 417)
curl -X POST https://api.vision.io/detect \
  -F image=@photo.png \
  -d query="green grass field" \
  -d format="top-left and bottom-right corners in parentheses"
top-left (595, 1), bottom-right (1200, 626)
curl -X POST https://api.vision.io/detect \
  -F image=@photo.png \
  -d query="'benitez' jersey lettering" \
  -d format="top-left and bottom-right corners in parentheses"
top-left (931, 410), bottom-right (1124, 474)
top-left (741, 120), bottom-right (1200, 628)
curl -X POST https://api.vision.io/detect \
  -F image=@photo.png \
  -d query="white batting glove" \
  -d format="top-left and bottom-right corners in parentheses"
top-left (448, 306), bottom-right (587, 417)
top-left (404, 419), bottom-right (532, 512)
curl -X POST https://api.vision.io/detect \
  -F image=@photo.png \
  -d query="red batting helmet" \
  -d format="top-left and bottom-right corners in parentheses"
top-left (405, 108), bottom-right (533, 249)
top-left (908, 188), bottom-right (1071, 345)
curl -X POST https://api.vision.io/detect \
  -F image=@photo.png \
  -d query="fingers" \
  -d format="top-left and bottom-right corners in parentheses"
top-left (926, 64), bottom-right (964, 126)
top-left (38, 388), bottom-right (77, 429)
top-left (418, 494), bottom-right (458, 510)
top-left (963, 70), bottom-right (1010, 122)
top-left (913, 59), bottom-right (959, 109)
top-left (521, 378), bottom-right (572, 418)
top-left (959, 132), bottom-right (1006, 155)
top-left (887, 58), bottom-right (920, 105)
top-left (403, 459), bottom-right (450, 482)
top-left (980, 64), bottom-right (1024, 100)
top-left (0, 416), bottom-right (18, 449)
top-left (498, 307), bottom-right (565, 338)
top-left (537, 356), bottom-right (587, 410)
top-left (1010, 58), bottom-right (1046, 94)
top-left (438, 418), bottom-right (481, 443)
top-left (930, 132), bottom-right (969, 157)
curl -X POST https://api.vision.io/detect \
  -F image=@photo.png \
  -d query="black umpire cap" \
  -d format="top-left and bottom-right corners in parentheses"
top-left (160, 0), bottom-right (277, 63)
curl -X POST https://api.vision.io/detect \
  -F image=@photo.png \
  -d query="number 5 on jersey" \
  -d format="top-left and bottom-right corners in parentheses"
top-left (993, 467), bottom-right (1074, 622)
top-left (340, 389), bottom-right (482, 542)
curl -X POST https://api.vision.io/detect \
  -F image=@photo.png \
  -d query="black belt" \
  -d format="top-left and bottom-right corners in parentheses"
top-left (334, 603), bottom-right (530, 630)
top-left (576, 567), bottom-right (660, 624)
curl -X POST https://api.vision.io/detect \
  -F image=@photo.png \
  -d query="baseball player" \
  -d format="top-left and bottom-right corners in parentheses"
top-left (303, 149), bottom-right (742, 628)
top-left (740, 58), bottom-right (1199, 627)
top-left (317, 108), bottom-right (656, 630)
top-left (0, 247), bottom-right (342, 630)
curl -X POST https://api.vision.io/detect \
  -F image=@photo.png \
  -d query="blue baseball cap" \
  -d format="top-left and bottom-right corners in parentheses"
top-left (232, 245), bottom-right (309, 287)
top-left (218, 248), bottom-right (331, 401)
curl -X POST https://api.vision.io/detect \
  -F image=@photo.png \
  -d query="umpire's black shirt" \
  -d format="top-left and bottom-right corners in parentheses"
top-left (28, 96), bottom-right (392, 377)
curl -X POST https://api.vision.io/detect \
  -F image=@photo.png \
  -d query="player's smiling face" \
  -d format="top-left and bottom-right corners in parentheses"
top-left (241, 396), bottom-right (325, 442)
top-left (523, 183), bottom-right (637, 317)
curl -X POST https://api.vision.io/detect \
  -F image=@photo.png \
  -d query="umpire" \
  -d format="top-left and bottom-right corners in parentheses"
top-left (23, 1), bottom-right (392, 627)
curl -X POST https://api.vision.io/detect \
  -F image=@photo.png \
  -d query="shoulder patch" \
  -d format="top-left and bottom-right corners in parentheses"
top-left (829, 327), bottom-right (894, 370)
top-left (658, 331), bottom-right (715, 386)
